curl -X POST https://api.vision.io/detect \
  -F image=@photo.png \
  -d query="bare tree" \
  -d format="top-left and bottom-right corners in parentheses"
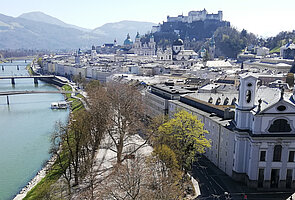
top-left (106, 82), bottom-right (145, 164)
top-left (50, 121), bottom-right (73, 196)
top-left (94, 154), bottom-right (183, 200)
top-left (69, 109), bottom-right (92, 186)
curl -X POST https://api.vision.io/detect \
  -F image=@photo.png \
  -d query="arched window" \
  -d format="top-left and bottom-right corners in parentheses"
top-left (224, 97), bottom-right (229, 105)
top-left (231, 98), bottom-right (237, 105)
top-left (208, 97), bottom-right (213, 104)
top-left (216, 97), bottom-right (221, 105)
top-left (246, 90), bottom-right (251, 103)
top-left (268, 119), bottom-right (292, 133)
top-left (273, 145), bottom-right (282, 162)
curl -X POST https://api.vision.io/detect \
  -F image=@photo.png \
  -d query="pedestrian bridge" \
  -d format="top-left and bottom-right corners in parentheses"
top-left (0, 90), bottom-right (74, 96)
top-left (0, 90), bottom-right (77, 105)
top-left (0, 75), bottom-right (55, 85)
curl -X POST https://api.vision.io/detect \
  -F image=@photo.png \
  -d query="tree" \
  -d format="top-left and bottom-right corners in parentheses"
top-left (156, 110), bottom-right (211, 171)
top-left (106, 82), bottom-right (145, 164)
top-left (50, 121), bottom-right (73, 196)
top-left (37, 57), bottom-right (42, 67)
top-left (85, 80), bottom-right (100, 93)
top-left (69, 110), bottom-right (92, 186)
top-left (152, 144), bottom-right (179, 170)
top-left (214, 26), bottom-right (258, 58)
top-left (95, 154), bottom-right (183, 200)
top-left (83, 83), bottom-right (111, 198)
top-left (73, 74), bottom-right (86, 89)
top-left (50, 109), bottom-right (94, 193)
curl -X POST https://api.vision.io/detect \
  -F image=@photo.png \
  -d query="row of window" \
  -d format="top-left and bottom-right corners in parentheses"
top-left (260, 145), bottom-right (295, 162)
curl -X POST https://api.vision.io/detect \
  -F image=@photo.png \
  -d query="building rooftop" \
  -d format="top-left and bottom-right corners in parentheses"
top-left (151, 84), bottom-right (196, 95)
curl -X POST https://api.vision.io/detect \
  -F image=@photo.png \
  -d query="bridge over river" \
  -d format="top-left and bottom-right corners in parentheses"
top-left (0, 90), bottom-right (76, 105)
top-left (0, 75), bottom-right (55, 85)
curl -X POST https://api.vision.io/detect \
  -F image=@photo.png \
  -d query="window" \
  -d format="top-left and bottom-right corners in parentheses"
top-left (277, 105), bottom-right (286, 111)
top-left (208, 97), bottom-right (213, 103)
top-left (246, 90), bottom-right (251, 103)
top-left (270, 169), bottom-right (280, 188)
top-left (273, 145), bottom-right (282, 162)
top-left (288, 151), bottom-right (295, 162)
top-left (258, 168), bottom-right (264, 188)
top-left (260, 151), bottom-right (266, 161)
top-left (268, 119), bottom-right (292, 133)
top-left (231, 98), bottom-right (237, 105)
top-left (286, 169), bottom-right (293, 188)
top-left (216, 97), bottom-right (221, 105)
top-left (224, 97), bottom-right (229, 105)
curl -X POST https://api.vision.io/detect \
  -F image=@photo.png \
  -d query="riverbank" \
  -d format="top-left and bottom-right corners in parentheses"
top-left (13, 87), bottom-right (85, 200)
top-left (13, 155), bottom-right (57, 200)
top-left (11, 65), bottom-right (85, 200)
top-left (0, 60), bottom-right (71, 200)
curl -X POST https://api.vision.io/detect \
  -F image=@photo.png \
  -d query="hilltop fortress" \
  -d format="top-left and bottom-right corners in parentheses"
top-left (152, 9), bottom-right (229, 48)
top-left (167, 9), bottom-right (223, 23)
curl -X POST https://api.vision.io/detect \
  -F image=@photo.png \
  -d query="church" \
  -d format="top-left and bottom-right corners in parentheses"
top-left (232, 74), bottom-right (295, 189)
top-left (157, 37), bottom-right (198, 61)
top-left (132, 32), bottom-right (156, 56)
top-left (146, 73), bottom-right (295, 190)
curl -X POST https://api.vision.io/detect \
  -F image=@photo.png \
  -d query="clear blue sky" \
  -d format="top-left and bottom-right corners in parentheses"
top-left (1, 0), bottom-right (294, 37)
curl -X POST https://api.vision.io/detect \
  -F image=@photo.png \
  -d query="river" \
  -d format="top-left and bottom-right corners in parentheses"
top-left (0, 61), bottom-right (69, 200)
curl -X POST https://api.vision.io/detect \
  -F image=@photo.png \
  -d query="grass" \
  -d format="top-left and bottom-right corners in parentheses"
top-left (23, 85), bottom-right (85, 199)
top-left (76, 94), bottom-right (84, 99)
top-left (62, 85), bottom-right (72, 99)
top-left (62, 84), bottom-right (84, 112)
top-left (23, 160), bottom-right (66, 200)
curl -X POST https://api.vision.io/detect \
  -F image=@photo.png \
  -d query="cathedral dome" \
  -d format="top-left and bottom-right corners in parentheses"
top-left (173, 38), bottom-right (183, 46)
top-left (123, 33), bottom-right (133, 46)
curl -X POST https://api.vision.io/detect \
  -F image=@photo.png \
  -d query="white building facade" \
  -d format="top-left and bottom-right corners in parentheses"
top-left (145, 74), bottom-right (295, 190)
top-left (167, 9), bottom-right (223, 23)
top-left (132, 32), bottom-right (156, 56)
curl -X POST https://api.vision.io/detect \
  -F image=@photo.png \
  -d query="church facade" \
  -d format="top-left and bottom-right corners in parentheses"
top-left (233, 74), bottom-right (295, 189)
top-left (145, 73), bottom-right (295, 190)
top-left (132, 32), bottom-right (156, 56)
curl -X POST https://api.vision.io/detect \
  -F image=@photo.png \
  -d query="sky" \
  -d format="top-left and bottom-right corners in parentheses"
top-left (0, 0), bottom-right (294, 37)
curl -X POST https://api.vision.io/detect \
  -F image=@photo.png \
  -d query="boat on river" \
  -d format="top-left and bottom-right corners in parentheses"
top-left (51, 101), bottom-right (68, 109)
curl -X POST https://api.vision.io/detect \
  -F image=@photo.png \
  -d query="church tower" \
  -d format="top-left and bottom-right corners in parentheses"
top-left (172, 36), bottom-right (184, 60)
top-left (209, 36), bottom-right (215, 60)
top-left (91, 45), bottom-right (97, 60)
top-left (235, 74), bottom-right (258, 130)
top-left (134, 32), bottom-right (141, 48)
top-left (148, 34), bottom-right (156, 55)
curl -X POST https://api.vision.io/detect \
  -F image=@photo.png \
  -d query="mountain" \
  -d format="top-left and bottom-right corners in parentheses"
top-left (18, 11), bottom-right (90, 32)
top-left (0, 12), bottom-right (156, 50)
top-left (92, 20), bottom-right (157, 44)
top-left (0, 13), bottom-right (101, 50)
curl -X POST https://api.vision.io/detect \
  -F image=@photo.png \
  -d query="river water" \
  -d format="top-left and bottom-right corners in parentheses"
top-left (0, 61), bottom-right (69, 200)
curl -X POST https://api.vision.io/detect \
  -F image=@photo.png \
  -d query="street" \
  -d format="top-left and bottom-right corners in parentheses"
top-left (192, 156), bottom-right (293, 200)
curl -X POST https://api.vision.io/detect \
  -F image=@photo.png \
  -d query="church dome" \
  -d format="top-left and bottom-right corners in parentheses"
top-left (135, 32), bottom-right (140, 39)
top-left (173, 38), bottom-right (183, 46)
top-left (124, 33), bottom-right (133, 46)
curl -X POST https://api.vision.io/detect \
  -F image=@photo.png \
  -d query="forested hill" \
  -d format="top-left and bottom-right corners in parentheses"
top-left (264, 31), bottom-right (295, 53)
top-left (153, 19), bottom-right (230, 48)
top-left (213, 27), bottom-right (258, 58)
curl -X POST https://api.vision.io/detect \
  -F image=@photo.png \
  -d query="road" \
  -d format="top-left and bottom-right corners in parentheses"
top-left (192, 156), bottom-right (292, 200)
